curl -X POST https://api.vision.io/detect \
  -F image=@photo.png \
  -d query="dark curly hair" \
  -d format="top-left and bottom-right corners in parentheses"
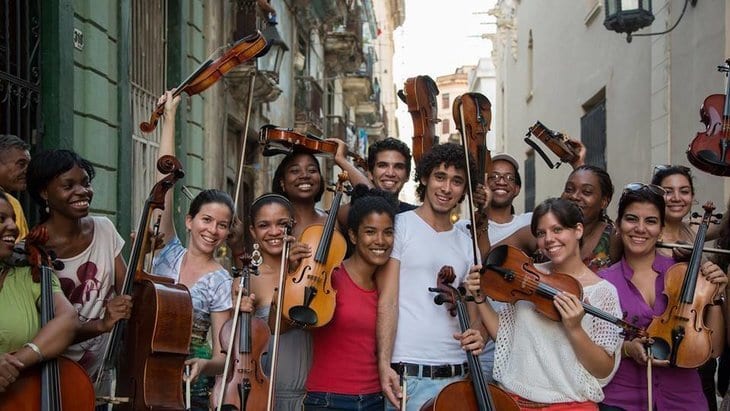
top-left (414, 143), bottom-right (476, 202)
top-left (346, 184), bottom-right (398, 233)
top-left (27, 149), bottom-right (96, 220)
top-left (367, 137), bottom-right (412, 177)
top-left (651, 165), bottom-right (694, 195)
top-left (271, 151), bottom-right (325, 203)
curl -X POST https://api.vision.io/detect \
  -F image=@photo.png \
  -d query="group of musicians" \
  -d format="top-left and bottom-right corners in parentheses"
top-left (0, 82), bottom-right (729, 411)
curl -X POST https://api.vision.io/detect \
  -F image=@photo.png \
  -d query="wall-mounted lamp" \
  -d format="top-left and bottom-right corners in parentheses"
top-left (604, 0), bottom-right (697, 43)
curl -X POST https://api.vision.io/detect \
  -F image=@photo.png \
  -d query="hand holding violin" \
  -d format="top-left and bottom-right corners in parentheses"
top-left (287, 240), bottom-right (312, 272)
top-left (553, 292), bottom-right (586, 331)
top-left (231, 281), bottom-right (256, 313)
top-left (701, 261), bottom-right (729, 298)
top-left (566, 139), bottom-right (586, 170)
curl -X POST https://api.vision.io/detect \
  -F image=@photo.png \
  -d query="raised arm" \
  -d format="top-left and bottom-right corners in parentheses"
top-left (155, 90), bottom-right (182, 246)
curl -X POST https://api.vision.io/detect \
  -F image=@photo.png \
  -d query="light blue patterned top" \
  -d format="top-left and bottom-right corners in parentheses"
top-left (152, 235), bottom-right (232, 402)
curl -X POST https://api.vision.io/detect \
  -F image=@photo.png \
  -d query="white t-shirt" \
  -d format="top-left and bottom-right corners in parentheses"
top-left (493, 271), bottom-right (623, 403)
top-left (56, 216), bottom-right (124, 378)
top-left (489, 212), bottom-right (532, 245)
top-left (391, 211), bottom-right (474, 365)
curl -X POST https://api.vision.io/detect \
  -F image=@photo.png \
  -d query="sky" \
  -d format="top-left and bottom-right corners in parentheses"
top-left (392, 0), bottom-right (497, 202)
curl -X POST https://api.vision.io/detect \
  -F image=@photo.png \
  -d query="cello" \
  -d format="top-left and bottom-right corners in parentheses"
top-left (453, 92), bottom-right (492, 184)
top-left (481, 244), bottom-right (647, 338)
top-left (687, 58), bottom-right (730, 176)
top-left (421, 266), bottom-right (518, 411)
top-left (0, 227), bottom-right (96, 411)
top-left (647, 202), bottom-right (721, 368)
top-left (97, 155), bottom-right (193, 410)
top-left (212, 252), bottom-right (270, 411)
top-left (139, 32), bottom-right (268, 133)
top-left (277, 172), bottom-right (349, 328)
top-left (398, 75), bottom-right (440, 167)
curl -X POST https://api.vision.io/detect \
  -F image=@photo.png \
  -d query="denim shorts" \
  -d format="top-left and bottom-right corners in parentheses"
top-left (303, 391), bottom-right (384, 411)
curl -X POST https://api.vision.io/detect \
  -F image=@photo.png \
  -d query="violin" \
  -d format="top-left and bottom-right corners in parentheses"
top-left (212, 253), bottom-right (270, 410)
top-left (525, 121), bottom-right (580, 169)
top-left (647, 202), bottom-right (721, 368)
top-left (420, 266), bottom-right (519, 411)
top-left (259, 125), bottom-right (368, 169)
top-left (0, 227), bottom-right (95, 411)
top-left (398, 75), bottom-right (440, 167)
top-left (99, 155), bottom-right (193, 410)
top-left (481, 245), bottom-right (647, 338)
top-left (453, 92), bottom-right (492, 184)
top-left (687, 58), bottom-right (730, 176)
top-left (279, 172), bottom-right (349, 328)
top-left (139, 32), bottom-right (268, 133)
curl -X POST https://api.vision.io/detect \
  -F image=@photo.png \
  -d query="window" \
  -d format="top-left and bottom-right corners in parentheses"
top-left (524, 151), bottom-right (535, 212)
top-left (442, 93), bottom-right (450, 109)
top-left (442, 118), bottom-right (450, 134)
top-left (581, 91), bottom-right (607, 170)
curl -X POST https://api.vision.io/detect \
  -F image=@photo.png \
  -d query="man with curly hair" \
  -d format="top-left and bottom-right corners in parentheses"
top-left (376, 143), bottom-right (486, 410)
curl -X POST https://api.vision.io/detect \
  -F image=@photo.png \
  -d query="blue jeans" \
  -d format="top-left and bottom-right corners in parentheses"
top-left (304, 391), bottom-right (384, 411)
top-left (384, 375), bottom-right (463, 411)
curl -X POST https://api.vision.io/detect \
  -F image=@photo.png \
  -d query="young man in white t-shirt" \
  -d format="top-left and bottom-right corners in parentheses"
top-left (376, 143), bottom-right (485, 410)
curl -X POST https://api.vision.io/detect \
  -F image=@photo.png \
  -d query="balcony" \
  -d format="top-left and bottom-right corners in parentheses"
top-left (326, 115), bottom-right (347, 140)
top-left (324, 31), bottom-right (363, 75)
top-left (341, 74), bottom-right (371, 107)
top-left (227, 62), bottom-right (283, 105)
top-left (294, 76), bottom-right (324, 135)
top-left (311, 0), bottom-right (347, 25)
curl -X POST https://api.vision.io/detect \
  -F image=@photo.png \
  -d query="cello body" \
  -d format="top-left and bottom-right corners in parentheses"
top-left (0, 357), bottom-right (96, 411)
top-left (115, 277), bottom-right (193, 410)
top-left (419, 380), bottom-right (517, 411)
top-left (398, 75), bottom-right (439, 167)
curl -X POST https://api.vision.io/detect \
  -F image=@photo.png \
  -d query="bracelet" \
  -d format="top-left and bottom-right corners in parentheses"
top-left (23, 342), bottom-right (44, 362)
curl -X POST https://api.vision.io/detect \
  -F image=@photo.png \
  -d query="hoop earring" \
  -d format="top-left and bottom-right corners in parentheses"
top-left (251, 243), bottom-right (263, 267)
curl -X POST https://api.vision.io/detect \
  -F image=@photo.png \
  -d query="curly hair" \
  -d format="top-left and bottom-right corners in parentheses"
top-left (27, 149), bottom-right (96, 220)
top-left (271, 151), bottom-right (325, 203)
top-left (414, 143), bottom-right (477, 202)
top-left (367, 137), bottom-right (412, 177)
top-left (346, 184), bottom-right (398, 233)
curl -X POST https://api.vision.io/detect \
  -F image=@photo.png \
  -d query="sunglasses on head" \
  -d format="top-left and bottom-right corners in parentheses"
top-left (623, 182), bottom-right (667, 197)
top-left (652, 164), bottom-right (692, 176)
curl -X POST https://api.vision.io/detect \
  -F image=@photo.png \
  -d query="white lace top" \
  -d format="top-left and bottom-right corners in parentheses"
top-left (493, 277), bottom-right (623, 403)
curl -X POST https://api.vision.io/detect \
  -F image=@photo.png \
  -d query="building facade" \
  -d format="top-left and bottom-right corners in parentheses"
top-left (490, 0), bottom-right (730, 215)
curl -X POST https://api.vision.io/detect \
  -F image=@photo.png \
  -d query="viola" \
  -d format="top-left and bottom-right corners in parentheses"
top-left (97, 155), bottom-right (193, 410)
top-left (687, 58), bottom-right (730, 176)
top-left (212, 253), bottom-right (271, 410)
top-left (481, 245), bottom-right (647, 338)
top-left (0, 227), bottom-right (95, 411)
top-left (420, 266), bottom-right (519, 411)
top-left (259, 125), bottom-right (368, 169)
top-left (139, 32), bottom-right (268, 133)
top-left (398, 75), bottom-right (440, 167)
top-left (525, 121), bottom-right (580, 169)
top-left (453, 92), bottom-right (492, 184)
top-left (647, 202), bottom-right (721, 368)
top-left (278, 172), bottom-right (349, 328)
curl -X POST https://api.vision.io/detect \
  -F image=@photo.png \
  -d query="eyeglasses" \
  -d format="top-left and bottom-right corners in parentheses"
top-left (487, 172), bottom-right (516, 184)
top-left (623, 182), bottom-right (667, 197)
top-left (652, 164), bottom-right (692, 177)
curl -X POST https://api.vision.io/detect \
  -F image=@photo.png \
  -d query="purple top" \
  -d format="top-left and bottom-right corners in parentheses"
top-left (599, 254), bottom-right (705, 411)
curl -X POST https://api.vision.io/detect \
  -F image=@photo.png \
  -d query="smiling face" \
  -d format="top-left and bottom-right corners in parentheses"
top-left (185, 202), bottom-right (232, 255)
top-left (561, 169), bottom-right (608, 224)
top-left (534, 210), bottom-right (583, 267)
top-left (658, 173), bottom-right (693, 223)
top-left (421, 163), bottom-right (466, 215)
top-left (618, 201), bottom-right (663, 258)
top-left (0, 148), bottom-right (30, 192)
top-left (0, 198), bottom-right (18, 259)
top-left (368, 150), bottom-right (409, 195)
top-left (42, 165), bottom-right (93, 220)
top-left (487, 159), bottom-right (520, 209)
top-left (279, 153), bottom-right (322, 203)
top-left (249, 202), bottom-right (291, 258)
top-left (348, 211), bottom-right (394, 268)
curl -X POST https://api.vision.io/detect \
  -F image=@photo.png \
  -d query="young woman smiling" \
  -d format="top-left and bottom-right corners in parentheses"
top-left (468, 197), bottom-right (622, 410)
top-left (26, 149), bottom-right (132, 394)
top-left (599, 184), bottom-right (727, 411)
